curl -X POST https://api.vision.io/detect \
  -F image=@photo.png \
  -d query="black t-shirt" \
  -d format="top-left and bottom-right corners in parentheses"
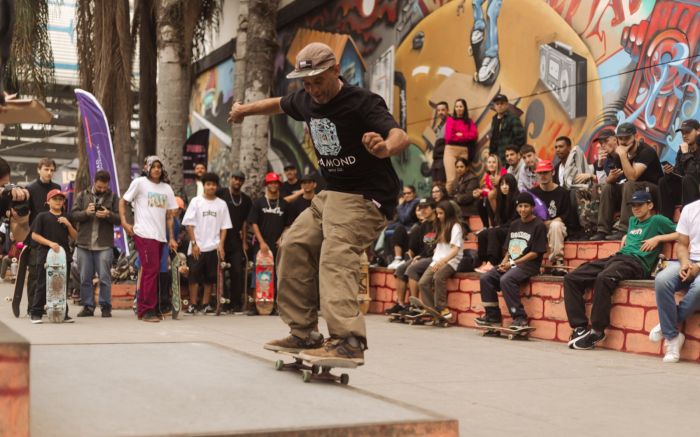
top-left (26, 179), bottom-right (61, 246)
top-left (409, 220), bottom-right (437, 258)
top-left (247, 197), bottom-right (288, 249)
top-left (31, 211), bottom-right (72, 262)
top-left (280, 180), bottom-right (301, 199)
top-left (503, 217), bottom-right (547, 268)
top-left (531, 185), bottom-right (571, 223)
top-left (286, 196), bottom-right (312, 225)
top-left (216, 188), bottom-right (252, 247)
top-left (611, 141), bottom-right (662, 184)
top-left (280, 80), bottom-right (401, 218)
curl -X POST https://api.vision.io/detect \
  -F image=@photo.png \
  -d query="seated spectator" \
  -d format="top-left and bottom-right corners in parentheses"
top-left (659, 119), bottom-right (700, 220)
top-left (589, 123), bottom-right (662, 241)
top-left (565, 190), bottom-right (676, 350)
top-left (386, 185), bottom-right (420, 268)
top-left (517, 144), bottom-right (539, 192)
top-left (450, 157), bottom-right (480, 221)
top-left (593, 129), bottom-right (618, 185)
top-left (504, 144), bottom-right (524, 176)
top-left (553, 136), bottom-right (595, 236)
top-left (0, 232), bottom-right (20, 281)
top-left (475, 173), bottom-right (519, 272)
top-left (444, 98), bottom-right (478, 190)
top-left (430, 101), bottom-right (449, 185)
top-left (476, 154), bottom-right (506, 228)
top-left (651, 198), bottom-right (700, 362)
top-left (530, 160), bottom-right (571, 274)
top-left (476, 192), bottom-right (547, 328)
top-left (431, 183), bottom-right (449, 205)
top-left (416, 200), bottom-right (464, 320)
top-left (384, 198), bottom-right (437, 316)
top-left (386, 200), bottom-right (421, 269)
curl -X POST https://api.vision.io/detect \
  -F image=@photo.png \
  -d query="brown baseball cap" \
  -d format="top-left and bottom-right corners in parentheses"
top-left (286, 42), bottom-right (337, 79)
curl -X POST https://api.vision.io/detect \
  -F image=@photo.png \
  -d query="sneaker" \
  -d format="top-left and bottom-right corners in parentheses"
top-left (570, 330), bottom-right (605, 350)
top-left (399, 306), bottom-right (422, 317)
top-left (63, 316), bottom-right (75, 323)
top-left (477, 56), bottom-right (499, 83)
top-left (384, 303), bottom-right (405, 315)
top-left (589, 232), bottom-right (608, 241)
top-left (31, 314), bottom-right (42, 324)
top-left (662, 333), bottom-right (685, 363)
top-left (509, 317), bottom-right (528, 328)
top-left (475, 262), bottom-right (494, 273)
top-left (299, 337), bottom-right (365, 365)
top-left (550, 259), bottom-right (568, 276)
top-left (567, 327), bottom-right (590, 348)
top-left (387, 257), bottom-right (404, 270)
top-left (263, 332), bottom-right (325, 353)
top-left (101, 308), bottom-right (112, 318)
top-left (438, 308), bottom-right (453, 321)
top-left (185, 305), bottom-right (196, 315)
top-left (471, 29), bottom-right (484, 45)
top-left (605, 231), bottom-right (625, 241)
top-left (77, 307), bottom-right (94, 317)
top-left (648, 323), bottom-right (662, 343)
top-left (202, 305), bottom-right (215, 315)
top-left (142, 312), bottom-right (160, 323)
top-left (475, 314), bottom-right (503, 327)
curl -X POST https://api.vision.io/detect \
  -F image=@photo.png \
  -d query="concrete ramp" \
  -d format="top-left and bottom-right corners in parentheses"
top-left (31, 343), bottom-right (457, 436)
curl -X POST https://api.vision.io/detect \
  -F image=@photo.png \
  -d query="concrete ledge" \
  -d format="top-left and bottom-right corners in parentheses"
top-left (0, 321), bottom-right (29, 437)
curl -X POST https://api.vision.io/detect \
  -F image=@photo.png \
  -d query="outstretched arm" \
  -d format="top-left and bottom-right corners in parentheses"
top-left (362, 128), bottom-right (409, 159)
top-left (228, 98), bottom-right (284, 123)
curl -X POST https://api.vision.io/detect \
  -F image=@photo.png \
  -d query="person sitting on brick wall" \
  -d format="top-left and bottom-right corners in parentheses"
top-left (475, 173), bottom-right (519, 273)
top-left (650, 197), bottom-right (700, 362)
top-left (476, 192), bottom-right (547, 329)
top-left (564, 190), bottom-right (677, 350)
top-left (516, 144), bottom-right (539, 192)
top-left (658, 119), bottom-right (700, 221)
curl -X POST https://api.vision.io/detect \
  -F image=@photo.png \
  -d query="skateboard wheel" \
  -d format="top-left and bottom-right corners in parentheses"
top-left (302, 370), bottom-right (312, 383)
top-left (183, 300), bottom-right (189, 306)
top-left (340, 374), bottom-right (349, 385)
top-left (274, 360), bottom-right (284, 371)
top-left (508, 334), bottom-right (515, 340)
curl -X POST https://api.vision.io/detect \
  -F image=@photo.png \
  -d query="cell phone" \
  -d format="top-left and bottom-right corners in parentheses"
top-left (661, 161), bottom-right (671, 167)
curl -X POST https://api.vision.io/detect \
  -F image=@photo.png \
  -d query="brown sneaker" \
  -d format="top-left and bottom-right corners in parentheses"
top-left (142, 312), bottom-right (160, 323)
top-left (299, 337), bottom-right (365, 365)
top-left (263, 332), bottom-right (324, 353)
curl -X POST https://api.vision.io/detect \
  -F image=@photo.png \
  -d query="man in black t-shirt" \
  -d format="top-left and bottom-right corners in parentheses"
top-left (476, 192), bottom-right (547, 328)
top-left (247, 172), bottom-right (288, 261)
top-left (285, 173), bottom-right (316, 224)
top-left (229, 42), bottom-right (409, 364)
top-left (280, 163), bottom-right (302, 203)
top-left (658, 119), bottom-right (700, 219)
top-left (590, 122), bottom-right (662, 240)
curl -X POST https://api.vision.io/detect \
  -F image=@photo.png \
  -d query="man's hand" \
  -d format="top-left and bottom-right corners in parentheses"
top-left (122, 223), bottom-right (134, 236)
top-left (472, 188), bottom-right (482, 198)
top-left (260, 242), bottom-right (271, 255)
top-left (95, 208), bottom-right (110, 219)
top-left (663, 163), bottom-right (674, 175)
top-left (640, 236), bottom-right (661, 252)
top-left (597, 149), bottom-right (608, 163)
top-left (228, 101), bottom-right (245, 124)
top-left (217, 244), bottom-right (225, 260)
top-left (615, 145), bottom-right (629, 158)
top-left (431, 260), bottom-right (446, 272)
top-left (680, 141), bottom-right (689, 154)
top-left (86, 203), bottom-right (96, 216)
top-left (50, 242), bottom-right (60, 252)
top-left (363, 132), bottom-right (391, 159)
top-left (607, 168), bottom-right (623, 183)
top-left (10, 187), bottom-right (29, 202)
top-left (574, 174), bottom-right (593, 184)
top-left (497, 261), bottom-right (510, 272)
top-left (57, 217), bottom-right (71, 227)
top-left (191, 243), bottom-right (200, 259)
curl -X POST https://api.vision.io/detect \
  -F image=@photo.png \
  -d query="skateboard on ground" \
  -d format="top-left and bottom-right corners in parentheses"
top-left (45, 247), bottom-right (67, 323)
top-left (272, 350), bottom-right (356, 385)
top-left (357, 252), bottom-right (370, 314)
top-left (475, 320), bottom-right (536, 340)
top-left (11, 245), bottom-right (30, 317)
top-left (540, 264), bottom-right (573, 276)
top-left (170, 251), bottom-right (184, 319)
top-left (408, 296), bottom-right (453, 328)
top-left (255, 250), bottom-right (275, 315)
top-left (215, 253), bottom-right (231, 316)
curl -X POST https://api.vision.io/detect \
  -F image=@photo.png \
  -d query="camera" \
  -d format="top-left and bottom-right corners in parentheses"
top-left (1, 184), bottom-right (30, 216)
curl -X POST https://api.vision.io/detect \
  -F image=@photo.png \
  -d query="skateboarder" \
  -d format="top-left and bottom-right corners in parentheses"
top-left (182, 172), bottom-right (231, 315)
top-left (476, 192), bottom-right (547, 328)
top-left (229, 42), bottom-right (408, 363)
top-left (29, 189), bottom-right (77, 323)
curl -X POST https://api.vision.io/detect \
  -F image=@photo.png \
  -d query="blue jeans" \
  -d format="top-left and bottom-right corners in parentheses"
top-left (655, 261), bottom-right (700, 340)
top-left (472, 0), bottom-right (502, 57)
top-left (77, 247), bottom-right (113, 310)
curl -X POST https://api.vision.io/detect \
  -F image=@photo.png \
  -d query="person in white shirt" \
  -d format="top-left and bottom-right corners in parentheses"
top-left (119, 156), bottom-right (178, 323)
top-left (182, 172), bottom-right (232, 315)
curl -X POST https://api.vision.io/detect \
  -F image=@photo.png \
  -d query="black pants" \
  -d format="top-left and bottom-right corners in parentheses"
top-left (563, 255), bottom-right (644, 331)
top-left (477, 226), bottom-right (507, 266)
top-left (158, 271), bottom-right (171, 312)
top-left (225, 244), bottom-right (246, 310)
top-left (27, 247), bottom-right (37, 313)
top-left (390, 224), bottom-right (410, 255)
top-left (31, 248), bottom-right (71, 317)
top-left (658, 173), bottom-right (700, 220)
top-left (480, 263), bottom-right (538, 319)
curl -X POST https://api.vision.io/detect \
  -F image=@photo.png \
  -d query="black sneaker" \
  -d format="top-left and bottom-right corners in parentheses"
top-left (31, 314), bottom-right (43, 324)
top-left (509, 317), bottom-right (529, 328)
top-left (202, 305), bottom-right (215, 315)
top-left (77, 307), bottom-right (94, 317)
top-left (399, 306), bottom-right (422, 317)
top-left (475, 314), bottom-right (503, 327)
top-left (63, 316), bottom-right (75, 323)
top-left (589, 232), bottom-right (608, 241)
top-left (101, 308), bottom-right (112, 318)
top-left (567, 327), bottom-right (590, 348)
top-left (263, 332), bottom-right (325, 353)
top-left (605, 231), bottom-right (625, 241)
top-left (570, 330), bottom-right (605, 350)
top-left (384, 303), bottom-right (405, 315)
top-left (142, 312), bottom-right (160, 323)
top-left (185, 305), bottom-right (196, 315)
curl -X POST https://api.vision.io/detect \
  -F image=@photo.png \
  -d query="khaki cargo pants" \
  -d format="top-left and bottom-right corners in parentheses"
top-left (277, 191), bottom-right (386, 343)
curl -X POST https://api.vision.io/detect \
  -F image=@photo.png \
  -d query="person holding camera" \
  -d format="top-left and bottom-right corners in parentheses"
top-left (71, 170), bottom-right (120, 318)
top-left (0, 157), bottom-right (30, 219)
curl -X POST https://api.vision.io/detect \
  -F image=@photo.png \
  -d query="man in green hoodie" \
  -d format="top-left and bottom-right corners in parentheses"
top-left (488, 94), bottom-right (525, 163)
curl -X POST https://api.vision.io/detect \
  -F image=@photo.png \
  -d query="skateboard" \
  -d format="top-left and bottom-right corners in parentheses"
top-left (357, 252), bottom-right (370, 314)
top-left (11, 245), bottom-right (30, 318)
top-left (272, 350), bottom-right (356, 385)
top-left (255, 250), bottom-right (275, 315)
top-left (475, 321), bottom-right (536, 340)
top-left (170, 251), bottom-right (184, 319)
top-left (243, 252), bottom-right (254, 313)
top-left (540, 264), bottom-right (573, 276)
top-left (215, 253), bottom-right (231, 316)
top-left (408, 296), bottom-right (452, 327)
top-left (45, 247), bottom-right (67, 323)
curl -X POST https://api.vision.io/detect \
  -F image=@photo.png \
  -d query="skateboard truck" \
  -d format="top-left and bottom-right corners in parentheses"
top-left (273, 351), bottom-right (353, 385)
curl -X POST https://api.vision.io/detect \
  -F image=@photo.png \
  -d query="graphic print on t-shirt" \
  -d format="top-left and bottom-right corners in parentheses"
top-left (547, 200), bottom-right (557, 219)
top-left (202, 210), bottom-right (218, 218)
top-left (309, 118), bottom-right (341, 156)
top-left (148, 192), bottom-right (168, 208)
top-left (507, 231), bottom-right (530, 259)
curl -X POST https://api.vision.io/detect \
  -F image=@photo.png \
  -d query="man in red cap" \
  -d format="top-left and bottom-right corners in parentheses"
top-left (531, 159), bottom-right (572, 275)
top-left (229, 42), bottom-right (408, 364)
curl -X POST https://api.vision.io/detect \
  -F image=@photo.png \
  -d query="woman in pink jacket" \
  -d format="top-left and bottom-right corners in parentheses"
top-left (443, 98), bottom-right (478, 192)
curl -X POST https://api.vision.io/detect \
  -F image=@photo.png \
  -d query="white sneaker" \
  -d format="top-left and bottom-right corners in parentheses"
top-left (662, 333), bottom-right (685, 363)
top-left (471, 29), bottom-right (484, 45)
top-left (478, 57), bottom-right (499, 83)
top-left (387, 257), bottom-right (404, 270)
top-left (648, 323), bottom-right (662, 343)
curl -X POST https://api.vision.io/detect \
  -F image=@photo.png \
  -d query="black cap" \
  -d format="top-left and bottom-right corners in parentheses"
top-left (594, 128), bottom-right (616, 142)
top-left (283, 162), bottom-right (297, 170)
top-left (516, 192), bottom-right (535, 206)
top-left (616, 122), bottom-right (637, 136)
top-left (676, 119), bottom-right (700, 133)
top-left (417, 197), bottom-right (435, 208)
top-left (230, 170), bottom-right (245, 180)
top-left (299, 173), bottom-right (316, 182)
top-left (627, 190), bottom-right (652, 205)
top-left (492, 94), bottom-right (508, 103)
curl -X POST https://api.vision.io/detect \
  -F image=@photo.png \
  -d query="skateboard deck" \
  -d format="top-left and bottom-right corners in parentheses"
top-left (475, 321), bottom-right (536, 340)
top-left (215, 253), bottom-right (231, 316)
top-left (357, 252), bottom-right (370, 314)
top-left (255, 250), bottom-right (275, 315)
top-left (170, 251), bottom-right (184, 319)
top-left (540, 264), bottom-right (573, 276)
top-left (46, 247), bottom-right (67, 323)
top-left (11, 245), bottom-right (30, 317)
top-left (242, 251), bottom-right (254, 313)
top-left (408, 296), bottom-right (452, 327)
top-left (0, 98), bottom-right (53, 124)
top-left (272, 350), bottom-right (357, 385)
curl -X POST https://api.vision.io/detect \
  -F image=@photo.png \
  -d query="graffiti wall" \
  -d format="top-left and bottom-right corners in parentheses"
top-left (273, 0), bottom-right (698, 195)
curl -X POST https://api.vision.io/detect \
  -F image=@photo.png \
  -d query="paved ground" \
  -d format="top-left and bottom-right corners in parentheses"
top-left (2, 281), bottom-right (699, 437)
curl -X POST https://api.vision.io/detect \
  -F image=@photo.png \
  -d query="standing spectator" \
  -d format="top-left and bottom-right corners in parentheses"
top-left (475, 154), bottom-right (506, 228)
top-left (431, 183), bottom-right (449, 205)
top-left (589, 123), bottom-right (662, 241)
top-left (217, 170), bottom-right (252, 313)
top-left (488, 94), bottom-right (525, 164)
top-left (119, 156), bottom-right (179, 323)
top-left (30, 189), bottom-right (77, 323)
top-left (183, 162), bottom-right (206, 206)
top-left (476, 192), bottom-right (547, 328)
top-left (651, 198), bottom-right (700, 362)
top-left (658, 119), bottom-right (700, 220)
top-left (531, 160), bottom-right (571, 274)
top-left (565, 191), bottom-right (676, 350)
top-left (26, 158), bottom-right (60, 314)
top-left (475, 173), bottom-right (519, 272)
top-left (517, 144), bottom-right (539, 191)
top-left (72, 170), bottom-right (120, 318)
top-left (281, 163), bottom-right (302, 203)
top-left (450, 157), bottom-right (479, 220)
top-left (430, 101), bottom-right (449, 184)
top-left (182, 172), bottom-right (232, 315)
top-left (444, 98), bottom-right (478, 190)
top-left (504, 144), bottom-right (523, 176)
top-left (286, 173), bottom-right (317, 224)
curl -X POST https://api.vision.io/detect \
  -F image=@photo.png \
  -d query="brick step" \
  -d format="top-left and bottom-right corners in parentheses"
top-left (369, 268), bottom-right (700, 363)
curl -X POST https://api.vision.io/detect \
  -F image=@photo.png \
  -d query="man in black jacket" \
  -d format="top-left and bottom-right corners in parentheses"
top-left (659, 119), bottom-right (700, 219)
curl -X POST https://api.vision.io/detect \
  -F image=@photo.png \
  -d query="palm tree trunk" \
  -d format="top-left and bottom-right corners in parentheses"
top-left (229, 0), bottom-right (248, 175)
top-left (138, 0), bottom-right (158, 163)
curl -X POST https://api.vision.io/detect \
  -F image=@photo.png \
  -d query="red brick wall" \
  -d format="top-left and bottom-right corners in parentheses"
top-left (0, 325), bottom-right (30, 436)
